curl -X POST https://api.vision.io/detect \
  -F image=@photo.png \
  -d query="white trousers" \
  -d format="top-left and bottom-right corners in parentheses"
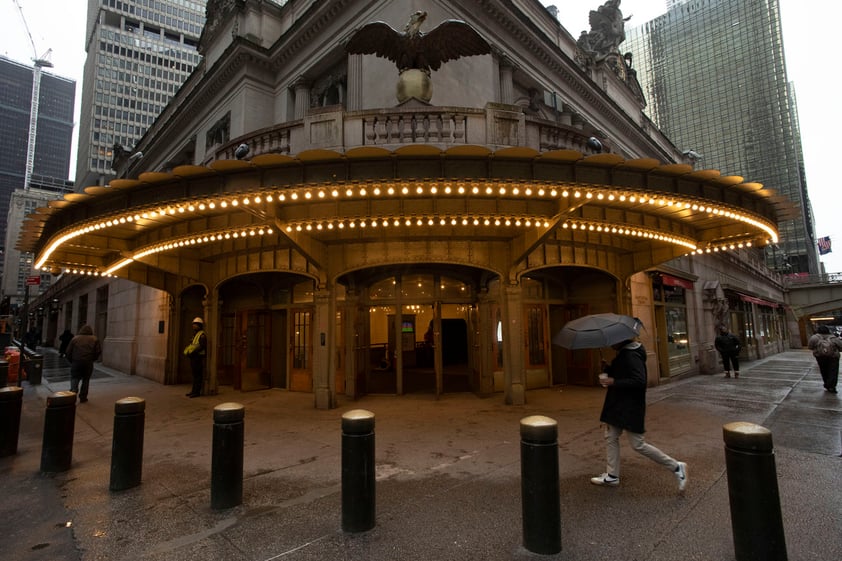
top-left (604, 423), bottom-right (678, 477)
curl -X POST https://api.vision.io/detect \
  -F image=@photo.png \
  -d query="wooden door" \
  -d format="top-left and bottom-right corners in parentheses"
top-left (289, 308), bottom-right (313, 392)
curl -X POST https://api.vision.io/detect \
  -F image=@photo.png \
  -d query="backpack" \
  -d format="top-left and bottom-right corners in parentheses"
top-left (815, 336), bottom-right (837, 358)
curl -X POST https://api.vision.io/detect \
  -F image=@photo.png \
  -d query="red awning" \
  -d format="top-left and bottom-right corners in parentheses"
top-left (660, 274), bottom-right (694, 290)
top-left (738, 294), bottom-right (779, 308)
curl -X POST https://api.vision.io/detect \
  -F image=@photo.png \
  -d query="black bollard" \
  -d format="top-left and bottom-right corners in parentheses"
top-left (341, 409), bottom-right (375, 533)
top-left (211, 402), bottom-right (244, 510)
top-left (40, 391), bottom-right (77, 472)
top-left (110, 397), bottom-right (146, 491)
top-left (723, 422), bottom-right (788, 561)
top-left (0, 386), bottom-right (24, 457)
top-left (520, 415), bottom-right (561, 555)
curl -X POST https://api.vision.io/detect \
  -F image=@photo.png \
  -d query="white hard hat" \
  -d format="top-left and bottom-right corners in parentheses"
top-left (192, 317), bottom-right (204, 324)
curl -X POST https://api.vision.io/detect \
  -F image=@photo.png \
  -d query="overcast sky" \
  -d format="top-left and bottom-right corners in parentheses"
top-left (2, 0), bottom-right (839, 273)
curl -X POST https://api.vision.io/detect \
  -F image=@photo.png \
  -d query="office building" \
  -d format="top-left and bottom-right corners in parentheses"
top-left (623, 0), bottom-right (818, 274)
top-left (0, 56), bottom-right (75, 293)
top-left (75, 0), bottom-right (207, 189)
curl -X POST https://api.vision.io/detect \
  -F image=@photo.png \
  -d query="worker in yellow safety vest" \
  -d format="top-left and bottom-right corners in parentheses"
top-left (183, 317), bottom-right (207, 397)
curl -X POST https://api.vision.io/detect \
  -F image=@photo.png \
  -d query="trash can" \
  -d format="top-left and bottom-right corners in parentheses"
top-left (4, 350), bottom-right (20, 384)
top-left (23, 353), bottom-right (43, 385)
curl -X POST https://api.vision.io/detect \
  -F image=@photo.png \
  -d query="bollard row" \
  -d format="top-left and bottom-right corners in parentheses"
top-left (4, 393), bottom-right (791, 557)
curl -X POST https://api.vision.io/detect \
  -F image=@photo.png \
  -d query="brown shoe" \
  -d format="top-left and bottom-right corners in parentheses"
top-left (734, 372), bottom-right (739, 378)
top-left (724, 372), bottom-right (731, 378)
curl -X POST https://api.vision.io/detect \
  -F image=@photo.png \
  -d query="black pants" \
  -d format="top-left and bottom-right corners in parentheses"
top-left (189, 354), bottom-right (205, 395)
top-left (815, 355), bottom-right (839, 390)
top-left (721, 352), bottom-right (740, 372)
top-left (70, 361), bottom-right (94, 400)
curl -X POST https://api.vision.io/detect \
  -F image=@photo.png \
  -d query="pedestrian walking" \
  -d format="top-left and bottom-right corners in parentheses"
top-left (65, 325), bottom-right (102, 403)
top-left (807, 325), bottom-right (842, 393)
top-left (183, 317), bottom-right (207, 397)
top-left (590, 338), bottom-right (688, 492)
top-left (714, 327), bottom-right (742, 378)
top-left (58, 328), bottom-right (73, 357)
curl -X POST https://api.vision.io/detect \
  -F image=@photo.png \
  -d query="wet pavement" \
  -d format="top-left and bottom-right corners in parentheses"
top-left (1, 348), bottom-right (840, 560)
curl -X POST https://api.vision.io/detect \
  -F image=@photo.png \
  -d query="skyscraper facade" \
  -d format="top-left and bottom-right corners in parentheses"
top-left (75, 0), bottom-right (207, 189)
top-left (623, 0), bottom-right (818, 274)
top-left (0, 56), bottom-right (75, 292)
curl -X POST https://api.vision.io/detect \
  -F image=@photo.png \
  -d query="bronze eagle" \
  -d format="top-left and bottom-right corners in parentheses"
top-left (345, 10), bottom-right (490, 75)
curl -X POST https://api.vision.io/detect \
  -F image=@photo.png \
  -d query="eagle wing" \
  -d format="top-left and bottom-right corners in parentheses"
top-left (345, 21), bottom-right (407, 66)
top-left (419, 20), bottom-right (491, 72)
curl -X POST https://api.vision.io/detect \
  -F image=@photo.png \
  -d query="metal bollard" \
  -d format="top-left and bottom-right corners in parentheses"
top-left (0, 386), bottom-right (24, 457)
top-left (341, 409), bottom-right (375, 533)
top-left (211, 402), bottom-right (244, 510)
top-left (520, 415), bottom-right (561, 555)
top-left (40, 391), bottom-right (77, 472)
top-left (110, 397), bottom-right (146, 491)
top-left (723, 422), bottom-right (788, 561)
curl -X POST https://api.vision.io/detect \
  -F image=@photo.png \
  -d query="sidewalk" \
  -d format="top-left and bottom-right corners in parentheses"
top-left (2, 349), bottom-right (840, 561)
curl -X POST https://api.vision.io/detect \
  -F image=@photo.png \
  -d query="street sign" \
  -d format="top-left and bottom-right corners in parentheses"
top-left (25, 275), bottom-right (41, 286)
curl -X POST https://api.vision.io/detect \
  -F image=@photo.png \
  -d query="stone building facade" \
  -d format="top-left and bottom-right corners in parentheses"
top-left (24, 0), bottom-right (790, 408)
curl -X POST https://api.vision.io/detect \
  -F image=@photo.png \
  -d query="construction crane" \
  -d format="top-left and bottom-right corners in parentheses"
top-left (13, 0), bottom-right (53, 191)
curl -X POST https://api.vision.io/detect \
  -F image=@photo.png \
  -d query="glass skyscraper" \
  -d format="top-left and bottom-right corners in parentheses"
top-left (0, 56), bottom-right (75, 287)
top-left (75, 0), bottom-right (206, 189)
top-left (623, 0), bottom-right (817, 274)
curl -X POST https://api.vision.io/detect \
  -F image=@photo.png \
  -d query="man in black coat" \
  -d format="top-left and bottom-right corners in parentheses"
top-left (590, 338), bottom-right (688, 492)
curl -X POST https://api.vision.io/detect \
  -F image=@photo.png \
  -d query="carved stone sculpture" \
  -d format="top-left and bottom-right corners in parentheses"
top-left (346, 10), bottom-right (490, 103)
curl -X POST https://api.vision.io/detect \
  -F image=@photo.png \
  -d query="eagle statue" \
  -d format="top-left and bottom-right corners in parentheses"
top-left (346, 11), bottom-right (491, 103)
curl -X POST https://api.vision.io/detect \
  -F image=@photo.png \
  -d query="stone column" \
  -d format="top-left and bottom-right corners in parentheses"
top-left (499, 56), bottom-right (514, 105)
top-left (313, 286), bottom-right (335, 410)
top-left (206, 291), bottom-right (219, 396)
top-left (502, 282), bottom-right (525, 405)
top-left (346, 54), bottom-right (363, 111)
top-left (293, 77), bottom-right (311, 120)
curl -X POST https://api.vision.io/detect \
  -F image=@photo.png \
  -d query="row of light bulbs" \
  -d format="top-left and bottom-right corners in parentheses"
top-left (37, 180), bottom-right (778, 272)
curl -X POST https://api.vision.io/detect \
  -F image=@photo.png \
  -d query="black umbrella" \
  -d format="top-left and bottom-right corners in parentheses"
top-left (552, 313), bottom-right (642, 350)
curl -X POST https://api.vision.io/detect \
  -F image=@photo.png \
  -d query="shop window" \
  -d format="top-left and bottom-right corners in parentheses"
top-left (401, 274), bottom-right (433, 299)
top-left (293, 280), bottom-right (314, 303)
top-left (368, 277), bottom-right (395, 300)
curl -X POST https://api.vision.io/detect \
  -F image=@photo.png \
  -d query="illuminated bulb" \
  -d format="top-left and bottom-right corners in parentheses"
top-left (243, 198), bottom-right (250, 205)
top-left (359, 188), bottom-right (367, 196)
top-left (373, 188), bottom-right (381, 195)
top-left (458, 187), bottom-right (465, 194)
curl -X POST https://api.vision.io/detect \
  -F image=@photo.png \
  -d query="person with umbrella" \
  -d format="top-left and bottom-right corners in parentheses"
top-left (590, 335), bottom-right (688, 492)
top-left (554, 313), bottom-right (688, 491)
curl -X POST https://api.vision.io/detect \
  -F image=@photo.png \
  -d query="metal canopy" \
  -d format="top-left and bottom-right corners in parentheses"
top-left (18, 146), bottom-right (789, 279)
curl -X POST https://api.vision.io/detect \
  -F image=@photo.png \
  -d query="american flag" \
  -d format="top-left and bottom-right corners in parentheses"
top-left (818, 236), bottom-right (832, 255)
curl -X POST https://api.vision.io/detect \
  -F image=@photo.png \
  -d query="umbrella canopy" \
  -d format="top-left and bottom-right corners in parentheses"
top-left (552, 313), bottom-right (642, 350)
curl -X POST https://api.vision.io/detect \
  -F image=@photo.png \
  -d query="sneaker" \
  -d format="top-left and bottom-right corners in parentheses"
top-left (675, 462), bottom-right (688, 492)
top-left (590, 473), bottom-right (619, 487)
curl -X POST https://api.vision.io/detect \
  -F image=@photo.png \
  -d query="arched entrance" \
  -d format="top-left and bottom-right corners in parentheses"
top-left (340, 265), bottom-right (493, 397)
top-left (216, 272), bottom-right (317, 392)
top-left (521, 266), bottom-right (621, 387)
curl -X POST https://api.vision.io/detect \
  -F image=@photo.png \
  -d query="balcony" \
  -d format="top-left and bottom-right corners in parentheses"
top-left (210, 104), bottom-right (606, 163)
